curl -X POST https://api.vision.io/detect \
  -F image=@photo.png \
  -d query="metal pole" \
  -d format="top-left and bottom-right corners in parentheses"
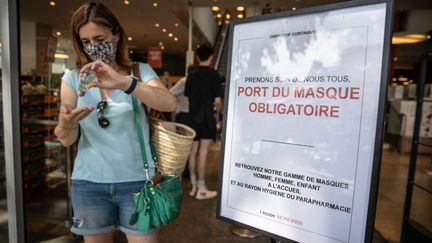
top-left (1, 0), bottom-right (26, 242)
top-left (185, 2), bottom-right (194, 75)
top-left (188, 3), bottom-right (192, 53)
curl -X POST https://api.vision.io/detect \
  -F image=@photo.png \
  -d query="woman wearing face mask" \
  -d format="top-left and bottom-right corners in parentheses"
top-left (54, 2), bottom-right (176, 243)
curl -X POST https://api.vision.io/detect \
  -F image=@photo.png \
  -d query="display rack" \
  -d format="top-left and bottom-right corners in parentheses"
top-left (21, 91), bottom-right (64, 197)
top-left (400, 53), bottom-right (432, 242)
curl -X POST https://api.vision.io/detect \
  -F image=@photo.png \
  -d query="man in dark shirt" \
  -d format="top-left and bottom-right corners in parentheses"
top-left (185, 45), bottom-right (223, 200)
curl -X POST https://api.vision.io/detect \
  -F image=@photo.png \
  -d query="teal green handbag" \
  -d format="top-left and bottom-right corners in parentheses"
top-left (128, 96), bottom-right (183, 233)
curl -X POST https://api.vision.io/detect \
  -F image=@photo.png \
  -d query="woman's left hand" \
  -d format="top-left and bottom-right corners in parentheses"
top-left (80, 60), bottom-right (130, 90)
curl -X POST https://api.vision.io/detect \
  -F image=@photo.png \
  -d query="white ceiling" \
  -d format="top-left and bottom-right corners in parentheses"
top-left (20, 0), bottom-right (432, 58)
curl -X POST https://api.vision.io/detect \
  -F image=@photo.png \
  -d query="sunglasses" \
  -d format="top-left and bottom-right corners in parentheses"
top-left (97, 100), bottom-right (110, 128)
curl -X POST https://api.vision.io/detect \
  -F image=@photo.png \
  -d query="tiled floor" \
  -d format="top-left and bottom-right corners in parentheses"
top-left (374, 147), bottom-right (431, 243)
top-left (0, 142), bottom-right (430, 243)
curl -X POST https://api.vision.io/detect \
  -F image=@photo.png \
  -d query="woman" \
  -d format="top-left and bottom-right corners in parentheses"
top-left (54, 2), bottom-right (176, 243)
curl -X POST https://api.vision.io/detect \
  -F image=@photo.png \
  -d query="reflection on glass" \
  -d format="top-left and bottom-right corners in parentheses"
top-left (411, 155), bottom-right (432, 232)
top-left (21, 57), bottom-right (71, 241)
top-left (20, 3), bottom-right (73, 238)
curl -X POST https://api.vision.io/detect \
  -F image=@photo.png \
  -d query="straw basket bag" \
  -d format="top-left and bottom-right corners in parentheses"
top-left (132, 63), bottom-right (196, 176)
top-left (150, 119), bottom-right (196, 176)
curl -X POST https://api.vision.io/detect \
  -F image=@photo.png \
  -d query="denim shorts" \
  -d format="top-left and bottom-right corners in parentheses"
top-left (71, 179), bottom-right (158, 236)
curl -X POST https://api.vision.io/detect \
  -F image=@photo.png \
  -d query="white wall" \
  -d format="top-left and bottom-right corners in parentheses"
top-left (246, 6), bottom-right (263, 17)
top-left (20, 20), bottom-right (36, 75)
top-left (193, 7), bottom-right (218, 45)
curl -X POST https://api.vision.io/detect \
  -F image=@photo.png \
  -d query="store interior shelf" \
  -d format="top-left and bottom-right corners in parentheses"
top-left (413, 183), bottom-right (432, 195)
top-left (418, 142), bottom-right (432, 148)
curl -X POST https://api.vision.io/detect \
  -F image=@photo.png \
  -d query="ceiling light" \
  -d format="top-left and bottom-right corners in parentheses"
top-left (162, 28), bottom-right (166, 32)
top-left (174, 37), bottom-right (178, 42)
top-left (161, 46), bottom-right (165, 50)
top-left (237, 6), bottom-right (244, 11)
top-left (226, 14), bottom-right (231, 20)
top-left (49, 1), bottom-right (56, 6)
top-left (393, 57), bottom-right (398, 62)
top-left (55, 31), bottom-right (62, 36)
top-left (292, 7), bottom-right (297, 10)
top-left (159, 42), bottom-right (163, 46)
top-left (218, 21), bottom-right (222, 26)
top-left (392, 34), bottom-right (427, 45)
top-left (427, 35), bottom-right (431, 39)
top-left (168, 33), bottom-right (173, 37)
top-left (54, 53), bottom-right (69, 59)
top-left (129, 50), bottom-right (134, 54)
top-left (175, 23), bottom-right (179, 27)
top-left (237, 14), bottom-right (244, 19)
top-left (153, 2), bottom-right (158, 7)
top-left (155, 23), bottom-right (160, 27)
top-left (128, 36), bottom-right (133, 41)
top-left (216, 13), bottom-right (222, 18)
top-left (124, 0), bottom-right (130, 5)
top-left (211, 6), bottom-right (219, 11)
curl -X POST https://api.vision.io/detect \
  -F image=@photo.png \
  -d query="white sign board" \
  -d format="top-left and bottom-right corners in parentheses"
top-left (218, 1), bottom-right (392, 243)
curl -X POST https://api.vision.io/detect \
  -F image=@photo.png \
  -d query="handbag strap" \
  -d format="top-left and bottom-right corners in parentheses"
top-left (132, 96), bottom-right (152, 181)
top-left (132, 63), bottom-right (158, 160)
top-left (132, 96), bottom-right (159, 184)
top-left (132, 63), bottom-right (166, 122)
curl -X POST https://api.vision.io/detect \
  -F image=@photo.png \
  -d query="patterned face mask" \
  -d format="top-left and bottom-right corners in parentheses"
top-left (83, 40), bottom-right (117, 64)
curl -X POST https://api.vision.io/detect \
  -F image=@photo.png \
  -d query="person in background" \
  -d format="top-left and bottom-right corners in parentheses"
top-left (185, 45), bottom-right (223, 200)
top-left (161, 71), bottom-right (172, 121)
top-left (170, 65), bottom-right (197, 179)
top-left (170, 65), bottom-right (197, 126)
top-left (54, 2), bottom-right (176, 243)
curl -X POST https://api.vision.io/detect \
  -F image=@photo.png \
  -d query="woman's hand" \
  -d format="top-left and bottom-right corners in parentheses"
top-left (58, 104), bottom-right (94, 128)
top-left (80, 60), bottom-right (131, 91)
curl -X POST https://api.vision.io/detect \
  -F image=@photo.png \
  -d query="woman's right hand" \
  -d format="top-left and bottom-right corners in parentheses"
top-left (58, 104), bottom-right (94, 128)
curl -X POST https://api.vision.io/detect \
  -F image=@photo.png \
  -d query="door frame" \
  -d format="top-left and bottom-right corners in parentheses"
top-left (1, 0), bottom-right (26, 242)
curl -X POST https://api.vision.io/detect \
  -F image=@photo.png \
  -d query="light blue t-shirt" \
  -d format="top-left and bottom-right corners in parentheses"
top-left (62, 63), bottom-right (158, 183)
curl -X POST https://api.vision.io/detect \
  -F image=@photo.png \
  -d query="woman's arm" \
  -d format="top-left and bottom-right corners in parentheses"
top-left (169, 77), bottom-right (186, 97)
top-left (54, 81), bottom-right (94, 147)
top-left (129, 77), bottom-right (176, 112)
top-left (82, 60), bottom-right (176, 112)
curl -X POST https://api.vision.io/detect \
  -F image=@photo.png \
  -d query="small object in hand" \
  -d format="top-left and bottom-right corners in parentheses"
top-left (77, 71), bottom-right (96, 97)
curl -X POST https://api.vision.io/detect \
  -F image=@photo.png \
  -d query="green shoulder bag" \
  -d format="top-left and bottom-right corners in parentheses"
top-left (128, 96), bottom-right (183, 233)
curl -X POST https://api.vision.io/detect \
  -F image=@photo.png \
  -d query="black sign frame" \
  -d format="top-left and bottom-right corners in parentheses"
top-left (216, 0), bottom-right (395, 242)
